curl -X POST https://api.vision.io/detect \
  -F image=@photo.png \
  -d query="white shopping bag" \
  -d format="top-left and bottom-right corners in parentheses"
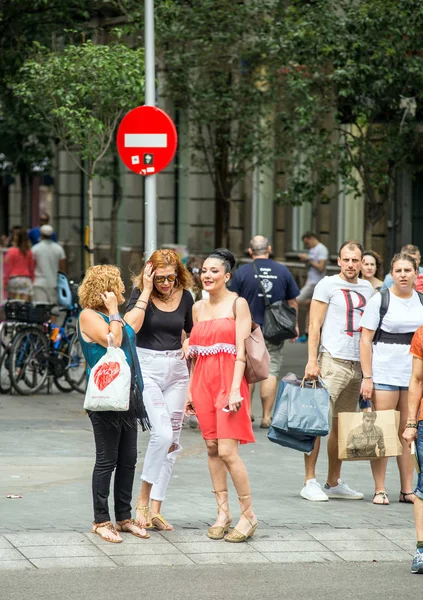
top-left (84, 340), bottom-right (131, 412)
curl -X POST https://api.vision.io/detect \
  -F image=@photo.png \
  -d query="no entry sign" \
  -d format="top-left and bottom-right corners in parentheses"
top-left (117, 106), bottom-right (178, 175)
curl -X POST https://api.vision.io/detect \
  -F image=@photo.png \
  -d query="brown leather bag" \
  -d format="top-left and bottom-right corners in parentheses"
top-left (233, 297), bottom-right (270, 384)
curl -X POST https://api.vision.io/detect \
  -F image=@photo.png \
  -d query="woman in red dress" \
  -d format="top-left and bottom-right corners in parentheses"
top-left (186, 249), bottom-right (257, 543)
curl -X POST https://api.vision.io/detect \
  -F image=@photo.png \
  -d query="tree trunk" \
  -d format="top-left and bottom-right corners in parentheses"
top-left (110, 152), bottom-right (122, 264)
top-left (364, 220), bottom-right (373, 250)
top-left (87, 175), bottom-right (94, 267)
top-left (214, 121), bottom-right (231, 248)
top-left (19, 170), bottom-right (31, 228)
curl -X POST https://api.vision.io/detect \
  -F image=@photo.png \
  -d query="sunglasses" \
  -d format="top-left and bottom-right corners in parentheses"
top-left (154, 274), bottom-right (177, 284)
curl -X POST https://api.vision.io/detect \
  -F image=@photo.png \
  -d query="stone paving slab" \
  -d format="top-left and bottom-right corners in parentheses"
top-left (112, 554), bottom-right (194, 566)
top-left (333, 551), bottom-right (412, 562)
top-left (309, 528), bottom-right (387, 541)
top-left (28, 556), bottom-right (117, 569)
top-left (172, 541), bottom-right (255, 554)
top-left (5, 532), bottom-right (91, 547)
top-left (0, 528), bottom-right (418, 570)
top-left (318, 540), bottom-right (402, 552)
top-left (262, 552), bottom-right (342, 563)
top-left (186, 552), bottom-right (270, 565)
top-left (0, 560), bottom-right (35, 570)
top-left (0, 548), bottom-right (26, 560)
top-left (18, 545), bottom-right (106, 559)
top-left (97, 542), bottom-right (184, 556)
top-left (248, 540), bottom-right (327, 552)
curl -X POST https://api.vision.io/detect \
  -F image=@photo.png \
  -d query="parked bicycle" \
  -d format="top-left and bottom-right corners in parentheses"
top-left (1, 299), bottom-right (86, 396)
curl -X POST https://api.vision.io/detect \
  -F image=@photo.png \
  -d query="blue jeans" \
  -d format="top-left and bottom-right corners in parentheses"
top-left (415, 422), bottom-right (423, 501)
top-left (374, 383), bottom-right (408, 392)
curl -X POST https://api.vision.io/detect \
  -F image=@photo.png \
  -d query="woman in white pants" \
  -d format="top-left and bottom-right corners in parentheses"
top-left (125, 249), bottom-right (193, 530)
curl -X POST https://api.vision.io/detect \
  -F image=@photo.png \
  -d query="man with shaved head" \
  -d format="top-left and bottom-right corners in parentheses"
top-left (231, 235), bottom-right (300, 427)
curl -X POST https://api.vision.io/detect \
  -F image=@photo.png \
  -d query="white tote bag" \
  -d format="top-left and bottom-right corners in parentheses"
top-left (84, 340), bottom-right (131, 412)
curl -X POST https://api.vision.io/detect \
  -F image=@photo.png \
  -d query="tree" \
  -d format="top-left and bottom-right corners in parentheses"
top-left (143, 0), bottom-right (278, 247)
top-left (0, 0), bottom-right (92, 226)
top-left (271, 0), bottom-right (423, 248)
top-left (13, 40), bottom-right (145, 266)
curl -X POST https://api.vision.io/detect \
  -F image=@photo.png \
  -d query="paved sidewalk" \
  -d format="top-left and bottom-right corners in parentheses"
top-left (0, 343), bottom-right (417, 571)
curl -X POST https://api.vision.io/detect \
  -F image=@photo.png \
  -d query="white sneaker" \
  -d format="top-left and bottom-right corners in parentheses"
top-left (324, 479), bottom-right (363, 500)
top-left (300, 479), bottom-right (329, 502)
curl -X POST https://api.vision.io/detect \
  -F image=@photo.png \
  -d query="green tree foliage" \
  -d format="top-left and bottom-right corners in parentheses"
top-left (271, 0), bottom-right (423, 243)
top-left (149, 0), bottom-right (277, 246)
top-left (13, 40), bottom-right (145, 265)
top-left (0, 0), bottom-right (92, 225)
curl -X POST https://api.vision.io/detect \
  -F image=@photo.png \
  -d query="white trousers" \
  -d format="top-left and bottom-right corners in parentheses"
top-left (136, 347), bottom-right (189, 501)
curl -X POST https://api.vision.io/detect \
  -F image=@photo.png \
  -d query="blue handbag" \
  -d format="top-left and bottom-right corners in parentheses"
top-left (284, 377), bottom-right (330, 437)
top-left (267, 424), bottom-right (316, 453)
top-left (267, 374), bottom-right (317, 453)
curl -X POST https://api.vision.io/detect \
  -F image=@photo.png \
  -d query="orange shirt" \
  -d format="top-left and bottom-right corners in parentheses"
top-left (410, 326), bottom-right (423, 420)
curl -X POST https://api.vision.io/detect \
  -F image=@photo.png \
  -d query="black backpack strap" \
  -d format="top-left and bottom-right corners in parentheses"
top-left (252, 261), bottom-right (270, 306)
top-left (373, 288), bottom-right (390, 345)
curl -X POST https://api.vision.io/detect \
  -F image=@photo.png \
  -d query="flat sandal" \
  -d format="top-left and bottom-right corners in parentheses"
top-left (91, 521), bottom-right (123, 543)
top-left (116, 518), bottom-right (150, 539)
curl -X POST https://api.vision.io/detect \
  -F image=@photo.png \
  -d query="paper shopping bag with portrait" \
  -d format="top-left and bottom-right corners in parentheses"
top-left (338, 409), bottom-right (402, 461)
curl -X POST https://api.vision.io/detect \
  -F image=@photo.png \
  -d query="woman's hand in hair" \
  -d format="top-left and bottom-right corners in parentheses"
top-left (143, 262), bottom-right (155, 294)
top-left (100, 292), bottom-right (119, 316)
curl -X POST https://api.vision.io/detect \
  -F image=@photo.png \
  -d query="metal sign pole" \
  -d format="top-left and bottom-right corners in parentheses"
top-left (144, 0), bottom-right (157, 261)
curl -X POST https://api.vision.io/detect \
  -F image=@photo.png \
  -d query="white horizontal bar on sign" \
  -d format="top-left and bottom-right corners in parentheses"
top-left (124, 133), bottom-right (167, 148)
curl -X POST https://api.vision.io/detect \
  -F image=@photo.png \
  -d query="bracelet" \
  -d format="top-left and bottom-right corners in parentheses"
top-left (134, 305), bottom-right (146, 312)
top-left (362, 376), bottom-right (373, 380)
top-left (235, 357), bottom-right (247, 364)
top-left (109, 314), bottom-right (123, 325)
top-left (406, 423), bottom-right (418, 429)
top-left (137, 299), bottom-right (148, 305)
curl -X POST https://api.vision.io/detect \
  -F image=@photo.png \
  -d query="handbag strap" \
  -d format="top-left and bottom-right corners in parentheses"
top-left (122, 325), bottom-right (137, 386)
top-left (252, 261), bottom-right (270, 307)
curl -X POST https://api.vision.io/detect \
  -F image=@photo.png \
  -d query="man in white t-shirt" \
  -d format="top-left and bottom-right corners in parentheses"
top-left (297, 232), bottom-right (329, 342)
top-left (300, 241), bottom-right (374, 502)
top-left (31, 224), bottom-right (66, 304)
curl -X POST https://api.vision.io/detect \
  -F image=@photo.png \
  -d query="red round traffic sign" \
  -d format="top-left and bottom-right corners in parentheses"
top-left (116, 106), bottom-right (177, 176)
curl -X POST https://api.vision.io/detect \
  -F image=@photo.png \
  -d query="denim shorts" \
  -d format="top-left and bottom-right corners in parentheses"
top-left (373, 383), bottom-right (408, 392)
top-left (415, 422), bottom-right (423, 501)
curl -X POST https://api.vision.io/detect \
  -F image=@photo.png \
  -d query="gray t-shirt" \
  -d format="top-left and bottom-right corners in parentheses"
top-left (313, 275), bottom-right (373, 360)
top-left (306, 242), bottom-right (329, 285)
top-left (31, 240), bottom-right (65, 288)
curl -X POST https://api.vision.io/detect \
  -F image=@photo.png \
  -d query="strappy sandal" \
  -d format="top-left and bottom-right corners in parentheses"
top-left (224, 494), bottom-right (257, 543)
top-left (91, 521), bottom-right (123, 543)
top-left (207, 490), bottom-right (232, 540)
top-left (135, 504), bottom-right (151, 528)
top-left (373, 491), bottom-right (389, 505)
top-left (116, 518), bottom-right (150, 539)
top-left (399, 491), bottom-right (415, 504)
top-left (149, 513), bottom-right (174, 531)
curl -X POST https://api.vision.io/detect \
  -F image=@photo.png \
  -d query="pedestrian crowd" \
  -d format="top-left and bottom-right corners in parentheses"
top-left (7, 219), bottom-right (422, 573)
top-left (2, 213), bottom-right (65, 305)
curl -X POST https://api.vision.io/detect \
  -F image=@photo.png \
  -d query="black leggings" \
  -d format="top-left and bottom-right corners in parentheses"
top-left (89, 413), bottom-right (138, 524)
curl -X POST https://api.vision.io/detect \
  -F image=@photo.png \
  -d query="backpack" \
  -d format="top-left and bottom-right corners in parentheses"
top-left (373, 288), bottom-right (423, 344)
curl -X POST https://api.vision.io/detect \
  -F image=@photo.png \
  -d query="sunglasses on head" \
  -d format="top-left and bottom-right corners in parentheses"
top-left (154, 274), bottom-right (177, 284)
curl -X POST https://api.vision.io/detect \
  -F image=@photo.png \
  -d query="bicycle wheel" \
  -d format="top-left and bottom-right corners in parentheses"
top-left (9, 327), bottom-right (49, 395)
top-left (0, 351), bottom-right (12, 394)
top-left (65, 334), bottom-right (87, 394)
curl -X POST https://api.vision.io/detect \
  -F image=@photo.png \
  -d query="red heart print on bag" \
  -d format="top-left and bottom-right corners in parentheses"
top-left (93, 362), bottom-right (121, 391)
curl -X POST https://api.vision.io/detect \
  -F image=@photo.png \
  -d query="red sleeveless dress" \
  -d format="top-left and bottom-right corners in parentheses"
top-left (188, 318), bottom-right (255, 444)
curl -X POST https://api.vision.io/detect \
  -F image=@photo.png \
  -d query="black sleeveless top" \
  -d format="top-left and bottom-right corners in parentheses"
top-left (126, 288), bottom-right (194, 351)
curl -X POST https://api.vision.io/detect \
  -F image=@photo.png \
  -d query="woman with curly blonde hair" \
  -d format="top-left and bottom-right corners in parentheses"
top-left (78, 265), bottom-right (150, 543)
top-left (125, 249), bottom-right (194, 531)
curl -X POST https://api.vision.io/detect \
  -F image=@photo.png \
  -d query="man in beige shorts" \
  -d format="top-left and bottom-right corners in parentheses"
top-left (301, 241), bottom-right (374, 501)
